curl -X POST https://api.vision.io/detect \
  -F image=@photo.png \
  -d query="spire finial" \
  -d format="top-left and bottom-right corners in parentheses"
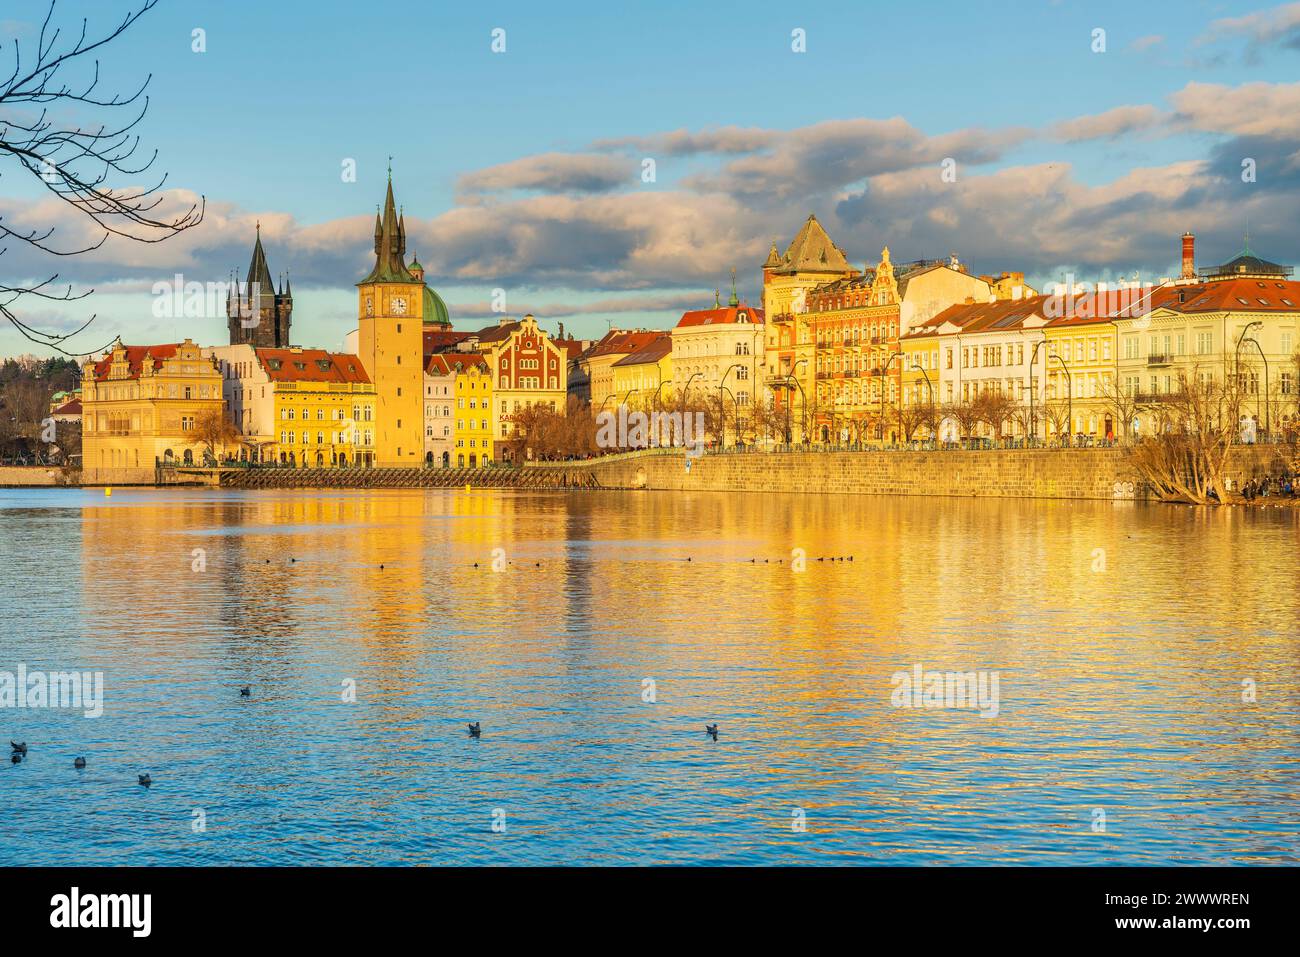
top-left (387, 155), bottom-right (393, 180)
top-left (714, 288), bottom-right (721, 308)
top-left (728, 266), bottom-right (739, 307)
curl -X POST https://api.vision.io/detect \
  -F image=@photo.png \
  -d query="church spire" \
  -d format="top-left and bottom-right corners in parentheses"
top-left (360, 170), bottom-right (415, 284)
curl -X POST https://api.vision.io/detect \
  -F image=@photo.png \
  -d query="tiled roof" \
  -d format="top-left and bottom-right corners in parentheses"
top-left (422, 329), bottom-right (471, 355)
top-left (612, 332), bottom-right (672, 366)
top-left (675, 305), bottom-right (764, 328)
top-left (474, 321), bottom-right (522, 343)
top-left (920, 296), bottom-right (1051, 335)
top-left (255, 348), bottom-right (370, 384)
top-left (53, 398), bottom-right (82, 415)
top-left (90, 343), bottom-right (182, 381)
top-left (425, 353), bottom-right (488, 376)
top-left (587, 329), bottom-right (662, 357)
top-left (1156, 278), bottom-right (1300, 313)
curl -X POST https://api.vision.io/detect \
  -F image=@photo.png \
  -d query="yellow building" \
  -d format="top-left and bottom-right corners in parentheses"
top-left (610, 331), bottom-right (673, 410)
top-left (1042, 312), bottom-right (1117, 440)
top-left (207, 344), bottom-right (377, 466)
top-left (356, 174), bottom-right (426, 467)
top-left (472, 313), bottom-right (569, 460)
top-left (81, 338), bottom-right (225, 484)
top-left (452, 357), bottom-right (494, 467)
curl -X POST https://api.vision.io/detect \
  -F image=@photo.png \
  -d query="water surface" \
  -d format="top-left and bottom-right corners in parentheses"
top-left (1, 486), bottom-right (1297, 865)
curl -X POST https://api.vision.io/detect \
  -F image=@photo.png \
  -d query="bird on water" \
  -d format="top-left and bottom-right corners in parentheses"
top-left (468, 722), bottom-right (481, 738)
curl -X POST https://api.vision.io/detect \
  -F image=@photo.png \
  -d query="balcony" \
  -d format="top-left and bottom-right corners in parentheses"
top-left (1147, 354), bottom-right (1172, 366)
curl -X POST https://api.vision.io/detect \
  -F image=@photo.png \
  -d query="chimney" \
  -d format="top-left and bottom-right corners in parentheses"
top-left (1181, 232), bottom-right (1196, 279)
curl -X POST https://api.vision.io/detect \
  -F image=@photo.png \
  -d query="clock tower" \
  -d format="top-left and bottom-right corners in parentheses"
top-left (357, 171), bottom-right (424, 467)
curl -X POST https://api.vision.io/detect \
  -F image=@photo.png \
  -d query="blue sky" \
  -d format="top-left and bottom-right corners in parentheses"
top-left (4, 0), bottom-right (1300, 356)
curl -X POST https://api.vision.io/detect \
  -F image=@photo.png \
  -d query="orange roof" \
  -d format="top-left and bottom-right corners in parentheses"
top-left (1155, 278), bottom-right (1300, 313)
top-left (423, 329), bottom-right (472, 355)
top-left (554, 338), bottom-right (586, 360)
top-left (612, 332), bottom-right (672, 366)
top-left (90, 343), bottom-right (182, 381)
top-left (425, 353), bottom-right (488, 376)
top-left (255, 348), bottom-right (370, 384)
top-left (587, 329), bottom-right (662, 357)
top-left (923, 296), bottom-right (1050, 334)
top-left (675, 305), bottom-right (764, 328)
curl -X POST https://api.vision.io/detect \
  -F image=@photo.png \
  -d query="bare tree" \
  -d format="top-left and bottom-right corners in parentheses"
top-left (944, 399), bottom-right (981, 445)
top-left (973, 390), bottom-right (1017, 444)
top-left (1, 0), bottom-right (204, 356)
top-left (185, 407), bottom-right (238, 463)
top-left (1128, 369), bottom-right (1240, 504)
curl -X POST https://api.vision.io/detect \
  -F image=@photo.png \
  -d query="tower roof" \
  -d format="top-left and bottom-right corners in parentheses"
top-left (246, 225), bottom-right (275, 299)
top-left (359, 174), bottom-right (416, 285)
top-left (773, 213), bottom-right (854, 276)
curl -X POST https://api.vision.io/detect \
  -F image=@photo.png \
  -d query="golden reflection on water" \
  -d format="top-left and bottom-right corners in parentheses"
top-left (5, 486), bottom-right (1298, 864)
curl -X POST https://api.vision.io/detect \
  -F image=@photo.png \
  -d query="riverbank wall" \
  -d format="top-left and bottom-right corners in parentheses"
top-left (18, 446), bottom-right (1290, 501)
top-left (530, 445), bottom-right (1292, 501)
top-left (0, 466), bottom-right (78, 487)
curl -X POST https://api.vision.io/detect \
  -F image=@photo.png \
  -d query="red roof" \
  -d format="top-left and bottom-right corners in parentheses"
top-left (53, 398), bottom-right (82, 416)
top-left (1151, 278), bottom-right (1300, 314)
top-left (425, 353), bottom-right (488, 376)
top-left (554, 337), bottom-right (586, 360)
top-left (255, 348), bottom-right (371, 384)
top-left (90, 343), bottom-right (182, 381)
top-left (612, 332), bottom-right (672, 366)
top-left (675, 305), bottom-right (764, 328)
top-left (423, 329), bottom-right (472, 356)
top-left (587, 329), bottom-right (662, 358)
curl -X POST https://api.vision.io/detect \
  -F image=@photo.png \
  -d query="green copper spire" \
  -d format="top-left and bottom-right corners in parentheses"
top-left (359, 172), bottom-right (415, 285)
top-left (728, 266), bottom-right (739, 307)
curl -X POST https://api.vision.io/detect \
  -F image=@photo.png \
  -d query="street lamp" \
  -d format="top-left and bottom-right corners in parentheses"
top-left (1028, 337), bottom-right (1048, 443)
top-left (719, 363), bottom-right (747, 449)
top-left (878, 351), bottom-right (904, 443)
top-left (1051, 354), bottom-right (1072, 443)
top-left (680, 371), bottom-right (704, 417)
top-left (1236, 321), bottom-right (1267, 435)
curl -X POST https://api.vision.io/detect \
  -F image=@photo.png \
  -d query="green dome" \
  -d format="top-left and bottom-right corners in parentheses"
top-left (423, 284), bottom-right (451, 327)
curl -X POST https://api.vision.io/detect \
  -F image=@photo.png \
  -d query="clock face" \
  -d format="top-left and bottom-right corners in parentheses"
top-left (392, 297), bottom-right (408, 316)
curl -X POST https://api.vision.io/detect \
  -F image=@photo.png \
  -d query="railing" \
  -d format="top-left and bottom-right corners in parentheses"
top-left (1147, 354), bottom-right (1172, 366)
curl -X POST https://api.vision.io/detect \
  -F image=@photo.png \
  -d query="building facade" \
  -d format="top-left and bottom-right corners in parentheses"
top-left (81, 338), bottom-right (225, 484)
top-left (208, 344), bottom-right (376, 466)
top-left (453, 357), bottom-right (494, 467)
top-left (472, 313), bottom-right (568, 459)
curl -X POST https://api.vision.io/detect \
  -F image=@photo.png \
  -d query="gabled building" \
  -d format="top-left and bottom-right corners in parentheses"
top-left (471, 313), bottom-right (568, 459)
top-left (81, 338), bottom-right (225, 484)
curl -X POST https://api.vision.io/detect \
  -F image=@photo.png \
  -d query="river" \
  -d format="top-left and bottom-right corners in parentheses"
top-left (1, 487), bottom-right (1297, 864)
